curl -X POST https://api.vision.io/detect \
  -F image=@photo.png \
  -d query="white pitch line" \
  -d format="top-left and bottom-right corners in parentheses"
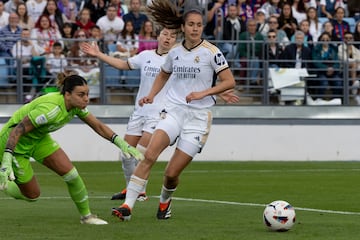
top-left (1, 195), bottom-right (359, 216)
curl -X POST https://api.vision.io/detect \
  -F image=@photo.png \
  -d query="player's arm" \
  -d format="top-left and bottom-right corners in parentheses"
top-left (6, 116), bottom-right (35, 152)
top-left (81, 113), bottom-right (144, 161)
top-left (186, 68), bottom-right (235, 103)
top-left (218, 89), bottom-right (239, 103)
top-left (81, 113), bottom-right (114, 140)
top-left (139, 70), bottom-right (171, 106)
top-left (0, 116), bottom-right (35, 189)
top-left (80, 42), bottom-right (130, 70)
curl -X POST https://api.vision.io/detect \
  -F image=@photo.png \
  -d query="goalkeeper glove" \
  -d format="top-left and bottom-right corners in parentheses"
top-left (0, 150), bottom-right (15, 190)
top-left (112, 134), bottom-right (144, 161)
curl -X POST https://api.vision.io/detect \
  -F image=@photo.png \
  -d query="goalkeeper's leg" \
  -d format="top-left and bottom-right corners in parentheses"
top-left (2, 154), bottom-right (40, 202)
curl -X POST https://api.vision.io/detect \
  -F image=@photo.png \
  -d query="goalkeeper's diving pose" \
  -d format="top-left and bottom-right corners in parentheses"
top-left (0, 73), bottom-right (144, 225)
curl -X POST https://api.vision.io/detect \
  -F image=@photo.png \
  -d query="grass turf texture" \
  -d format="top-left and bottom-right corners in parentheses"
top-left (1, 161), bottom-right (360, 240)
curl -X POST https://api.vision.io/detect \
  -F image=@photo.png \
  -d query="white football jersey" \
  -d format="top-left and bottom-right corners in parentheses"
top-left (162, 40), bottom-right (229, 109)
top-left (128, 49), bottom-right (170, 117)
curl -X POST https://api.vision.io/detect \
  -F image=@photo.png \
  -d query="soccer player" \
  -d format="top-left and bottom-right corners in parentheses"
top-left (81, 27), bottom-right (178, 201)
top-left (0, 74), bottom-right (144, 225)
top-left (111, 0), bottom-right (236, 221)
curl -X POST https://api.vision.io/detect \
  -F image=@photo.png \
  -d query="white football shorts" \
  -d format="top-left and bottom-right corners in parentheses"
top-left (125, 113), bottom-right (161, 136)
top-left (155, 103), bottom-right (213, 157)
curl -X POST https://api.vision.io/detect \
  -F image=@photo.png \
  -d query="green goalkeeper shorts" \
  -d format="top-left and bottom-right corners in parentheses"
top-left (0, 129), bottom-right (60, 184)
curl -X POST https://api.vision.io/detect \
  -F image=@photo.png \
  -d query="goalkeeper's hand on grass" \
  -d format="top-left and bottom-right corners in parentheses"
top-left (0, 151), bottom-right (15, 190)
top-left (112, 135), bottom-right (144, 161)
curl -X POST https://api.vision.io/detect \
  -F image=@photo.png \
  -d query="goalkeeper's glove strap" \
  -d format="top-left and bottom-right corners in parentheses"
top-left (110, 134), bottom-right (118, 144)
top-left (4, 148), bottom-right (13, 155)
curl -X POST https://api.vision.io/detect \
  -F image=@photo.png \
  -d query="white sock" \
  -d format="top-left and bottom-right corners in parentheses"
top-left (124, 175), bottom-right (147, 209)
top-left (121, 156), bottom-right (137, 186)
top-left (159, 185), bottom-right (176, 203)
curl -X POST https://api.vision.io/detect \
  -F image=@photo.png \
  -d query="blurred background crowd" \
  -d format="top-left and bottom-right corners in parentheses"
top-left (0, 0), bottom-right (359, 105)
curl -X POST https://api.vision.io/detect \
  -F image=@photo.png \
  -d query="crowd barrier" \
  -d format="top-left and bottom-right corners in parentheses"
top-left (0, 37), bottom-right (358, 106)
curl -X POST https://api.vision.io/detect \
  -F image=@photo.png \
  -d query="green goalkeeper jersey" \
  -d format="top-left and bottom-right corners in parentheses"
top-left (0, 92), bottom-right (89, 153)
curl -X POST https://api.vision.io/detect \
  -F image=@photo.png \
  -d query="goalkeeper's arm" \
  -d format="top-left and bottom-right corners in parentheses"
top-left (111, 134), bottom-right (144, 161)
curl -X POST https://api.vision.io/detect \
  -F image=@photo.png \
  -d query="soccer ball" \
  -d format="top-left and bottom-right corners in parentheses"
top-left (263, 200), bottom-right (296, 232)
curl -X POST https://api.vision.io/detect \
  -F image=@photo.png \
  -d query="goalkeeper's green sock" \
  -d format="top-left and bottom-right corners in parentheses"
top-left (4, 181), bottom-right (37, 202)
top-left (63, 167), bottom-right (91, 217)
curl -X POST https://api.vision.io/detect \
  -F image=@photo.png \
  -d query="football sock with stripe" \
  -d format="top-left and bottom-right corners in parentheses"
top-left (63, 167), bottom-right (91, 216)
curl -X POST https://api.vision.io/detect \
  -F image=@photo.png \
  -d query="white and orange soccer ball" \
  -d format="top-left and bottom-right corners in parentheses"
top-left (263, 200), bottom-right (296, 232)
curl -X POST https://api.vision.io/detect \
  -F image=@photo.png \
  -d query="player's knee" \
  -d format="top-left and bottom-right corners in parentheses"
top-left (24, 190), bottom-right (40, 202)
top-left (136, 144), bottom-right (147, 155)
top-left (143, 149), bottom-right (158, 164)
top-left (164, 175), bottom-right (178, 189)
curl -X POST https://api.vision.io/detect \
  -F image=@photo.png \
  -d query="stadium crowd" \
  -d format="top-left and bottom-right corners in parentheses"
top-left (0, 0), bottom-right (359, 105)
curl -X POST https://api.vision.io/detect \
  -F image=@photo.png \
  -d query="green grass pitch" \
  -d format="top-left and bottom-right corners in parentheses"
top-left (1, 161), bottom-right (360, 240)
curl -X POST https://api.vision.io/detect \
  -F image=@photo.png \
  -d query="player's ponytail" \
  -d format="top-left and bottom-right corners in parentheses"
top-left (147, 0), bottom-right (183, 30)
top-left (147, 0), bottom-right (204, 30)
top-left (56, 72), bottom-right (88, 95)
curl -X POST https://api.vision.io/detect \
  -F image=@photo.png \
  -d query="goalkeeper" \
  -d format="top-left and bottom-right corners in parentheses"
top-left (0, 73), bottom-right (143, 225)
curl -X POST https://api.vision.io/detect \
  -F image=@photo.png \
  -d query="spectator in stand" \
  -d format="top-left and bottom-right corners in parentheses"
top-left (46, 41), bottom-right (68, 77)
top-left (116, 20), bottom-right (139, 58)
top-left (89, 25), bottom-right (103, 43)
top-left (304, 0), bottom-right (317, 9)
top-left (220, 3), bottom-right (245, 60)
top-left (237, 18), bottom-right (264, 85)
top-left (89, 25), bottom-right (105, 52)
top-left (4, 0), bottom-right (23, 14)
top-left (320, 0), bottom-right (345, 19)
top-left (75, 8), bottom-right (95, 34)
top-left (61, 22), bottom-right (76, 56)
top-left (109, 0), bottom-right (128, 18)
top-left (90, 25), bottom-right (106, 53)
top-left (0, 13), bottom-right (21, 79)
top-left (323, 20), bottom-right (341, 45)
top-left (280, 30), bottom-right (312, 69)
top-left (31, 14), bottom-right (64, 55)
top-left (266, 15), bottom-right (290, 49)
top-left (84, 0), bottom-right (106, 24)
top-left (291, 0), bottom-right (306, 24)
top-left (347, 0), bottom-right (360, 22)
top-left (26, 0), bottom-right (47, 24)
top-left (68, 29), bottom-right (100, 103)
top-left (312, 32), bottom-right (342, 98)
top-left (291, 19), bottom-right (313, 49)
top-left (241, 0), bottom-right (267, 18)
top-left (354, 21), bottom-right (360, 49)
top-left (122, 0), bottom-right (148, 35)
top-left (255, 8), bottom-right (269, 38)
top-left (238, 0), bottom-right (255, 22)
top-left (42, 0), bottom-right (69, 31)
top-left (280, 30), bottom-right (312, 103)
top-left (57, 0), bottom-right (78, 23)
top-left (265, 29), bottom-right (284, 68)
top-left (0, 1), bottom-right (10, 29)
top-left (278, 2), bottom-right (298, 39)
top-left (306, 6), bottom-right (322, 45)
top-left (337, 31), bottom-right (360, 104)
top-left (137, 20), bottom-right (157, 53)
top-left (331, 7), bottom-right (350, 41)
top-left (259, 0), bottom-right (281, 20)
top-left (11, 28), bottom-right (41, 96)
top-left (16, 2), bottom-right (34, 30)
top-left (96, 4), bottom-right (124, 48)
top-left (204, 0), bottom-right (226, 40)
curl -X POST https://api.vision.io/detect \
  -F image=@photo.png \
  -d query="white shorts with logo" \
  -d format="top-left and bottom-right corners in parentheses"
top-left (155, 103), bottom-right (213, 157)
top-left (125, 113), bottom-right (162, 136)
